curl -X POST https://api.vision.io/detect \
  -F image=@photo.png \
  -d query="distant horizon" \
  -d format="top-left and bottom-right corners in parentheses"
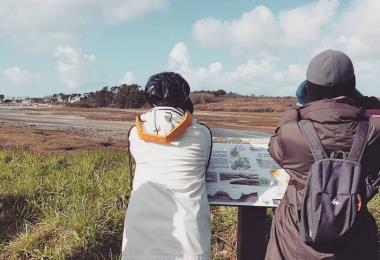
top-left (0, 87), bottom-right (298, 99)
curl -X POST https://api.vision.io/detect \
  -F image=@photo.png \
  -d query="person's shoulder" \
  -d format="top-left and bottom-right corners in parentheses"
top-left (128, 125), bottom-right (138, 140)
top-left (358, 96), bottom-right (380, 109)
top-left (192, 119), bottom-right (211, 136)
top-left (279, 108), bottom-right (299, 126)
top-left (361, 110), bottom-right (380, 145)
top-left (276, 108), bottom-right (305, 143)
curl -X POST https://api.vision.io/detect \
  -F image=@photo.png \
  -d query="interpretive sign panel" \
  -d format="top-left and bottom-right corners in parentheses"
top-left (206, 136), bottom-right (289, 207)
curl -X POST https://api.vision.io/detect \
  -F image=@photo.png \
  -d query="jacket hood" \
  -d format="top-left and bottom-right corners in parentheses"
top-left (139, 107), bottom-right (189, 136)
top-left (299, 98), bottom-right (364, 124)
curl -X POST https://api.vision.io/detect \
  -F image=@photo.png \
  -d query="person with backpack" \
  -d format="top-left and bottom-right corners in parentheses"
top-left (121, 72), bottom-right (212, 260)
top-left (265, 49), bottom-right (380, 260)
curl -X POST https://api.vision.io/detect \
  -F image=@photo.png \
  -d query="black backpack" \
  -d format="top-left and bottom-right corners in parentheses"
top-left (296, 119), bottom-right (370, 250)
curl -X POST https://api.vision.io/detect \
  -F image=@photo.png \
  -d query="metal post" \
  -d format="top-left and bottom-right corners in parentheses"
top-left (237, 206), bottom-right (267, 260)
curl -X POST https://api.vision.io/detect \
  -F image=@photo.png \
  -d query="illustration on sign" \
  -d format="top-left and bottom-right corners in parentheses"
top-left (206, 137), bottom-right (289, 207)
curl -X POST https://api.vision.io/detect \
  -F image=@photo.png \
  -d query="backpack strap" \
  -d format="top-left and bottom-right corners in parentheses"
top-left (298, 120), bottom-right (328, 161)
top-left (347, 121), bottom-right (370, 162)
top-left (293, 119), bottom-right (327, 220)
top-left (198, 122), bottom-right (213, 177)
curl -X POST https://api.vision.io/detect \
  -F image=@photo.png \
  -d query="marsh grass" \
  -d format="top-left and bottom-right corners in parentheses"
top-left (0, 150), bottom-right (378, 259)
top-left (368, 194), bottom-right (380, 238)
top-left (0, 150), bottom-right (130, 259)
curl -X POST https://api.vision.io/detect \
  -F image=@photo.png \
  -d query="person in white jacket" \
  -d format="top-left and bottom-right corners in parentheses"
top-left (122, 72), bottom-right (212, 260)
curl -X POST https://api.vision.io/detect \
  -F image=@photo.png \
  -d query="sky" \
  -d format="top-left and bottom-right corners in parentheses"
top-left (1, 0), bottom-right (380, 97)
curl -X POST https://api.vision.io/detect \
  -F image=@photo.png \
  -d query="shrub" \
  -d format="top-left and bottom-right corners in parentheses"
top-left (190, 93), bottom-right (215, 105)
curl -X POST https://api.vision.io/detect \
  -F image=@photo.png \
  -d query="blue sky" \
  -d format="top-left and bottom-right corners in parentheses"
top-left (1, 0), bottom-right (380, 97)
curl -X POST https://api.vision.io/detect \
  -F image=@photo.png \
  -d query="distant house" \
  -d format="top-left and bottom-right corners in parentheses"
top-left (68, 94), bottom-right (80, 103)
top-left (1, 97), bottom-right (24, 105)
top-left (43, 96), bottom-right (53, 103)
top-left (12, 97), bottom-right (23, 104)
top-left (81, 93), bottom-right (90, 104)
top-left (78, 94), bottom-right (89, 104)
top-left (57, 94), bottom-right (66, 103)
top-left (3, 98), bottom-right (12, 104)
top-left (69, 94), bottom-right (89, 104)
top-left (21, 98), bottom-right (33, 106)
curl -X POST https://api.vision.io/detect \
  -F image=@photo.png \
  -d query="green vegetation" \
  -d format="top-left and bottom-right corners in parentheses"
top-left (368, 193), bottom-right (380, 235)
top-left (0, 150), bottom-right (378, 259)
top-left (0, 150), bottom-right (130, 259)
top-left (51, 86), bottom-right (230, 108)
top-left (0, 151), bottom-right (239, 259)
top-left (86, 85), bottom-right (146, 108)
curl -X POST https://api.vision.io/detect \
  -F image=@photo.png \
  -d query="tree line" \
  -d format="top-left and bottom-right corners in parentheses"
top-left (0, 85), bottom-right (229, 107)
top-left (57, 85), bottom-right (229, 108)
top-left (85, 84), bottom-right (145, 108)
top-left (50, 84), bottom-right (146, 108)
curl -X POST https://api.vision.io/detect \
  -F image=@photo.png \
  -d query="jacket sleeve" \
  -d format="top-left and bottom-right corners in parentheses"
top-left (268, 109), bottom-right (298, 167)
top-left (357, 96), bottom-right (380, 109)
top-left (362, 138), bottom-right (380, 200)
top-left (368, 117), bottom-right (380, 145)
top-left (364, 117), bottom-right (380, 172)
top-left (269, 131), bottom-right (283, 167)
top-left (361, 117), bottom-right (380, 199)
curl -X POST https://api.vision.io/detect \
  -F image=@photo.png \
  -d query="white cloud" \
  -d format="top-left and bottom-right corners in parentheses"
top-left (189, 0), bottom-right (380, 96)
top-left (4, 67), bottom-right (41, 85)
top-left (168, 43), bottom-right (304, 96)
top-left (279, 0), bottom-right (339, 47)
top-left (193, 5), bottom-right (278, 49)
top-left (192, 0), bottom-right (338, 50)
top-left (209, 62), bottom-right (223, 74)
top-left (354, 60), bottom-right (380, 96)
top-left (318, 0), bottom-right (380, 60)
top-left (168, 42), bottom-right (190, 69)
top-left (53, 45), bottom-right (96, 89)
top-left (0, 0), bottom-right (168, 52)
top-left (103, 0), bottom-right (168, 24)
top-left (120, 71), bottom-right (136, 85)
top-left (309, 0), bottom-right (380, 95)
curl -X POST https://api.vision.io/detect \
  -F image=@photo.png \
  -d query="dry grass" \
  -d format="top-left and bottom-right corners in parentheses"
top-left (0, 105), bottom-right (282, 155)
top-left (194, 96), bottom-right (296, 113)
top-left (190, 93), bottom-right (216, 105)
top-left (0, 125), bottom-right (126, 154)
top-left (211, 207), bottom-right (238, 259)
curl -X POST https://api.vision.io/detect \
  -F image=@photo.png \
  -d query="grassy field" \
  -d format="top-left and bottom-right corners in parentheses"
top-left (0, 150), bottom-right (378, 259)
top-left (0, 150), bottom-right (130, 259)
top-left (0, 150), bottom-right (241, 259)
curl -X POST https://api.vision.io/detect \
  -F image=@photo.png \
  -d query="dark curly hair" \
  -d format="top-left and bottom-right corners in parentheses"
top-left (144, 72), bottom-right (193, 113)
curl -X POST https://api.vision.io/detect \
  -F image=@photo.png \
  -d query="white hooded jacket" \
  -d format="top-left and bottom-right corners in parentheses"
top-left (122, 107), bottom-right (212, 260)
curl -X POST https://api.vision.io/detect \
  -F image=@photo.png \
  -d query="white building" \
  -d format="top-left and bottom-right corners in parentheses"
top-left (69, 94), bottom-right (89, 104)
top-left (21, 98), bottom-right (33, 106)
top-left (57, 94), bottom-right (66, 103)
